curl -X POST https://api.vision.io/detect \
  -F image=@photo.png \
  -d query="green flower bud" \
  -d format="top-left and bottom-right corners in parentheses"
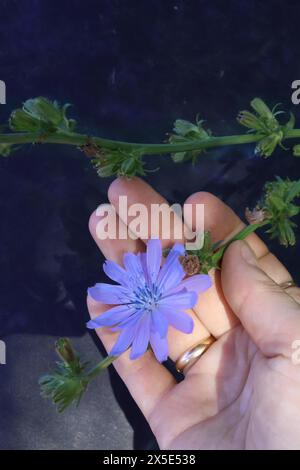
top-left (24, 98), bottom-right (63, 124)
top-left (173, 119), bottom-right (198, 136)
top-left (55, 338), bottom-right (77, 365)
top-left (259, 177), bottom-right (300, 246)
top-left (120, 156), bottom-right (138, 176)
top-left (237, 110), bottom-right (262, 131)
top-left (9, 108), bottom-right (41, 132)
top-left (40, 338), bottom-right (117, 412)
top-left (251, 98), bottom-right (273, 120)
top-left (255, 132), bottom-right (283, 158)
top-left (169, 117), bottom-right (210, 164)
top-left (92, 147), bottom-right (147, 178)
top-left (9, 97), bottom-right (76, 133)
top-left (237, 98), bottom-right (287, 150)
top-left (173, 118), bottom-right (209, 140)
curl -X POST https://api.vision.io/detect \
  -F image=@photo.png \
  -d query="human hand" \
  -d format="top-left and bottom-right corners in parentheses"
top-left (87, 177), bottom-right (300, 450)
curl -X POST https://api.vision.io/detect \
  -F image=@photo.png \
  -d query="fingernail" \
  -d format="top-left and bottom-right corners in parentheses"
top-left (240, 241), bottom-right (258, 266)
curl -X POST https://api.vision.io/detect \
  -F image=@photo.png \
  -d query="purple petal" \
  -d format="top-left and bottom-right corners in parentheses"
top-left (176, 274), bottom-right (212, 295)
top-left (123, 252), bottom-right (146, 286)
top-left (138, 252), bottom-right (149, 283)
top-left (88, 283), bottom-right (130, 304)
top-left (150, 331), bottom-right (168, 362)
top-left (130, 315), bottom-right (151, 360)
top-left (110, 327), bottom-right (136, 356)
top-left (103, 260), bottom-right (129, 287)
top-left (161, 244), bottom-right (185, 276)
top-left (159, 289), bottom-right (198, 310)
top-left (110, 310), bottom-right (142, 331)
top-left (146, 239), bottom-right (162, 283)
top-left (86, 304), bottom-right (136, 329)
top-left (158, 245), bottom-right (185, 291)
top-left (162, 309), bottom-right (194, 334)
top-left (151, 309), bottom-right (169, 337)
top-left (168, 243), bottom-right (185, 256)
top-left (160, 259), bottom-right (185, 293)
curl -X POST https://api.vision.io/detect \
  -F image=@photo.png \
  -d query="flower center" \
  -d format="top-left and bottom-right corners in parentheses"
top-left (132, 284), bottom-right (161, 312)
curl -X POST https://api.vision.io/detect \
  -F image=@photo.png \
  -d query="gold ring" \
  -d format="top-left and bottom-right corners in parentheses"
top-left (175, 336), bottom-right (215, 374)
top-left (279, 280), bottom-right (296, 290)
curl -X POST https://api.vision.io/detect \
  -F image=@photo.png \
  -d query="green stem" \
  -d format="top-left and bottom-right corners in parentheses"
top-left (85, 354), bottom-right (118, 381)
top-left (284, 128), bottom-right (300, 139)
top-left (212, 221), bottom-right (269, 264)
top-left (1, 128), bottom-right (300, 156)
top-left (0, 130), bottom-right (262, 153)
top-left (1, 127), bottom-right (299, 161)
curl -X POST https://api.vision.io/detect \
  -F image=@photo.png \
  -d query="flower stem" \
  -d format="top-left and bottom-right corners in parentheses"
top-left (0, 130), bottom-right (262, 152)
top-left (85, 354), bottom-right (118, 381)
top-left (212, 221), bottom-right (269, 264)
top-left (1, 127), bottom-right (300, 161)
top-left (0, 127), bottom-right (299, 155)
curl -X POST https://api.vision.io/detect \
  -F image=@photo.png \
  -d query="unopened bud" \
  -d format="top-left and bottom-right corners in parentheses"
top-left (251, 98), bottom-right (273, 120)
top-left (55, 338), bottom-right (76, 364)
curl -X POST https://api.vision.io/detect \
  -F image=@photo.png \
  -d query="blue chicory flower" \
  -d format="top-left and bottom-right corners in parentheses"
top-left (87, 239), bottom-right (212, 362)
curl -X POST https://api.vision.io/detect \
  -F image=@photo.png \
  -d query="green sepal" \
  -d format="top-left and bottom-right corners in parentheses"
top-left (39, 338), bottom-right (90, 413)
top-left (39, 362), bottom-right (89, 413)
top-left (237, 98), bottom-right (293, 157)
top-left (169, 117), bottom-right (210, 164)
top-left (186, 231), bottom-right (220, 273)
top-left (92, 147), bottom-right (149, 178)
top-left (9, 97), bottom-right (76, 134)
top-left (260, 177), bottom-right (300, 246)
top-left (39, 338), bottom-right (117, 412)
top-left (283, 112), bottom-right (295, 134)
top-left (250, 98), bottom-right (274, 120)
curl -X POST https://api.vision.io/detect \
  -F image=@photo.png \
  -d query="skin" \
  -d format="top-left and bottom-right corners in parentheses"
top-left (87, 177), bottom-right (300, 450)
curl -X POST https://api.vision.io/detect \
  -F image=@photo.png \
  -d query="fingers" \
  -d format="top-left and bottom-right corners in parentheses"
top-left (184, 191), bottom-right (294, 282)
top-left (221, 240), bottom-right (300, 358)
top-left (87, 204), bottom-right (210, 421)
top-left (184, 191), bottom-right (295, 336)
top-left (258, 252), bottom-right (293, 286)
top-left (153, 326), bottom-right (257, 447)
top-left (89, 205), bottom-right (210, 361)
top-left (183, 191), bottom-right (246, 336)
top-left (184, 191), bottom-right (268, 257)
top-left (108, 177), bottom-right (185, 248)
top-left (104, 179), bottom-right (211, 360)
top-left (88, 203), bottom-right (144, 258)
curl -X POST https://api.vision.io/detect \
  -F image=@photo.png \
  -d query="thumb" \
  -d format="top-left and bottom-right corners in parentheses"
top-left (221, 240), bottom-right (300, 358)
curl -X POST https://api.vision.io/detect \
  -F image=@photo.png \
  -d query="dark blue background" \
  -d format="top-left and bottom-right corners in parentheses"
top-left (0, 0), bottom-right (299, 449)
